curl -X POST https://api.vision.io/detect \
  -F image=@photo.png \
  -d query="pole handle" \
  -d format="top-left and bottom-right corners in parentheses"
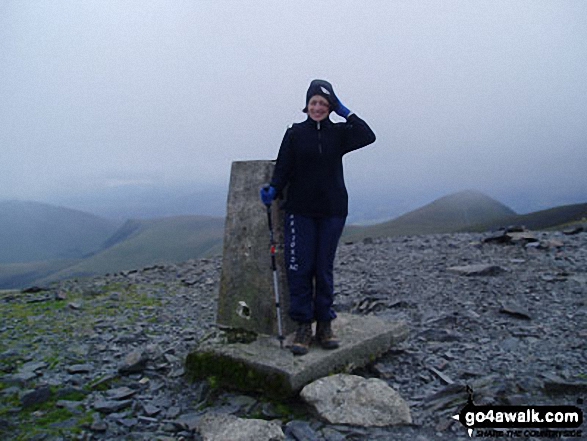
top-left (266, 205), bottom-right (273, 235)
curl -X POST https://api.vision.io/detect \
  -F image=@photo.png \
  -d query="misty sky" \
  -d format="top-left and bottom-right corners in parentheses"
top-left (1, 1), bottom-right (586, 217)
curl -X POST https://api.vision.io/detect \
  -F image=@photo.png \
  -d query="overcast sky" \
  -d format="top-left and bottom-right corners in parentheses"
top-left (1, 1), bottom-right (586, 216)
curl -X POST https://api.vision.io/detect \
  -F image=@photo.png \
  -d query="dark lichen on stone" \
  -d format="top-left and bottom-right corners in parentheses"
top-left (185, 350), bottom-right (293, 398)
top-left (221, 327), bottom-right (258, 344)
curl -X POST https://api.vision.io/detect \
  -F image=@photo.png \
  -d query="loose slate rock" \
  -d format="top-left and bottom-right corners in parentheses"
top-left (563, 226), bottom-right (584, 235)
top-left (20, 361), bottom-right (48, 373)
top-left (174, 412), bottom-right (202, 431)
top-left (21, 385), bottom-right (52, 408)
top-left (499, 302), bottom-right (532, 320)
top-left (483, 231), bottom-right (510, 244)
top-left (544, 380), bottom-right (587, 394)
top-left (417, 328), bottom-right (462, 342)
top-left (107, 386), bottom-right (137, 400)
top-left (93, 399), bottom-right (133, 413)
top-left (9, 371), bottom-right (38, 384)
top-left (507, 232), bottom-right (538, 244)
top-left (300, 374), bottom-right (412, 427)
top-left (3, 230), bottom-right (585, 440)
top-left (67, 364), bottom-right (93, 374)
top-left (196, 412), bottom-right (285, 441)
top-left (21, 286), bottom-right (47, 294)
top-left (118, 349), bottom-right (148, 374)
top-left (447, 264), bottom-right (503, 276)
top-left (284, 420), bottom-right (320, 441)
top-left (142, 403), bottom-right (161, 417)
top-left (90, 419), bottom-right (108, 433)
top-left (428, 366), bottom-right (454, 385)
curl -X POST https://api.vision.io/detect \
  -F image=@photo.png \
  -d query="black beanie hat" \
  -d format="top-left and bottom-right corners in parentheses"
top-left (302, 79), bottom-right (337, 113)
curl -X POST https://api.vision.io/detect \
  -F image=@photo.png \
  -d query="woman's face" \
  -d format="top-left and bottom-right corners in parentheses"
top-left (307, 95), bottom-right (330, 121)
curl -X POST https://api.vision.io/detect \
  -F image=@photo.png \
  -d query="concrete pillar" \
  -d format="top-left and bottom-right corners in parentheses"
top-left (217, 161), bottom-right (295, 337)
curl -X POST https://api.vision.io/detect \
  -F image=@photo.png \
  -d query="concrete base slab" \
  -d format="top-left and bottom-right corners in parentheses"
top-left (185, 313), bottom-right (408, 398)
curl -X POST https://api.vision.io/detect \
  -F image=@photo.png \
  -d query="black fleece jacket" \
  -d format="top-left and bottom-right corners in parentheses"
top-left (270, 114), bottom-right (376, 217)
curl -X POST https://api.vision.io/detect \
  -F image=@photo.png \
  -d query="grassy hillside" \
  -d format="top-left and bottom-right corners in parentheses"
top-left (344, 190), bottom-right (516, 240)
top-left (0, 260), bottom-right (78, 290)
top-left (36, 215), bottom-right (224, 284)
top-left (466, 202), bottom-right (587, 232)
top-left (0, 200), bottom-right (118, 264)
top-left (3, 194), bottom-right (584, 289)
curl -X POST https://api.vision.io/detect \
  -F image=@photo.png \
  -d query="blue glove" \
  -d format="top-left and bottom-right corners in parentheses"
top-left (333, 99), bottom-right (351, 118)
top-left (260, 185), bottom-right (276, 206)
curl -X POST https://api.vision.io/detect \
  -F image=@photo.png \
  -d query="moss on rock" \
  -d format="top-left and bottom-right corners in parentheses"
top-left (185, 350), bottom-right (294, 398)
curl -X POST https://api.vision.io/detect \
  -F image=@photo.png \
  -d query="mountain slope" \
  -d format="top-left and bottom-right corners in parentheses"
top-left (38, 215), bottom-right (224, 283)
top-left (344, 190), bottom-right (516, 240)
top-left (0, 200), bottom-right (119, 264)
top-left (467, 202), bottom-right (587, 232)
top-left (0, 260), bottom-right (76, 290)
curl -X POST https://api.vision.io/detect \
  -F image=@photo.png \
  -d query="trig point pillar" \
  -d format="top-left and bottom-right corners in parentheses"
top-left (217, 160), bottom-right (295, 336)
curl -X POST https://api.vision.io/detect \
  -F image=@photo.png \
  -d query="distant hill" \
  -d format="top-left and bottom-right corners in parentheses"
top-left (34, 215), bottom-right (225, 285)
top-left (0, 200), bottom-right (225, 288)
top-left (344, 190), bottom-right (516, 240)
top-left (2, 194), bottom-right (584, 289)
top-left (0, 200), bottom-right (119, 264)
top-left (49, 183), bottom-right (228, 220)
top-left (466, 202), bottom-right (587, 232)
top-left (0, 259), bottom-right (76, 290)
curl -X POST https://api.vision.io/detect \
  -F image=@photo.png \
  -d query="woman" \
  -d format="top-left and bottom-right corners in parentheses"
top-left (260, 79), bottom-right (376, 355)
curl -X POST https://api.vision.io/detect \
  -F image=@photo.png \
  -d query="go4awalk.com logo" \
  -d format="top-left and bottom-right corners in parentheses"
top-left (452, 386), bottom-right (584, 438)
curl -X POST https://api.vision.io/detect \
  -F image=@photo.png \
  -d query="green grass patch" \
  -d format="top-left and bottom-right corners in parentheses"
top-left (0, 284), bottom-right (163, 339)
top-left (0, 282), bottom-right (164, 439)
top-left (86, 374), bottom-right (120, 392)
top-left (0, 383), bottom-right (95, 439)
top-left (9, 398), bottom-right (79, 440)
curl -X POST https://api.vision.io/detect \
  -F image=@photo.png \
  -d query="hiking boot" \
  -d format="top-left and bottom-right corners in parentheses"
top-left (315, 321), bottom-right (339, 350)
top-left (291, 322), bottom-right (312, 356)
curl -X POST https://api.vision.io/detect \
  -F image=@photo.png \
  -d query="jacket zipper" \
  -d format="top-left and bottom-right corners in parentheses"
top-left (317, 121), bottom-right (322, 154)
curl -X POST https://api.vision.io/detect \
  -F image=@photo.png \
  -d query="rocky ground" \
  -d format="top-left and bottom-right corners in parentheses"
top-left (1, 230), bottom-right (586, 440)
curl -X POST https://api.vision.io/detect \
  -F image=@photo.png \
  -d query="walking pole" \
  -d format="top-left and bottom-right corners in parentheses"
top-left (266, 205), bottom-right (285, 349)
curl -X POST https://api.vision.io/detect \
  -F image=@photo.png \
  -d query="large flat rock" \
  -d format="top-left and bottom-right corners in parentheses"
top-left (185, 313), bottom-right (408, 398)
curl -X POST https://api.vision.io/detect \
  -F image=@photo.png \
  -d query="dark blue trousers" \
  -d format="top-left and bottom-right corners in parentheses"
top-left (284, 213), bottom-right (346, 323)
